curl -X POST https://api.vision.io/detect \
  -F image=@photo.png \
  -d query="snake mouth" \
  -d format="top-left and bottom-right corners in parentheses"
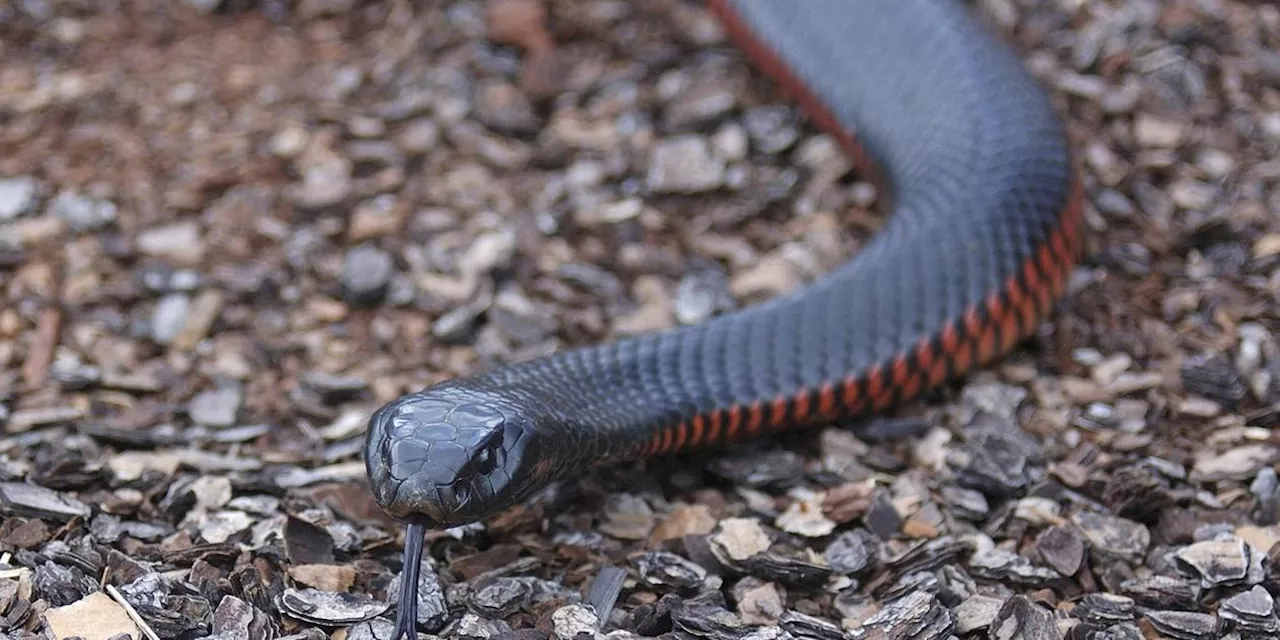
top-left (375, 462), bottom-right (474, 525)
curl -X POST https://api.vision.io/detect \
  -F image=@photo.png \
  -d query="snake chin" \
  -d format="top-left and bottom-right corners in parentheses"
top-left (364, 380), bottom-right (541, 526)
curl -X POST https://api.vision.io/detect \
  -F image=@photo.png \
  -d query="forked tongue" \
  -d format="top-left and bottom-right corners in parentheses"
top-left (392, 522), bottom-right (426, 639)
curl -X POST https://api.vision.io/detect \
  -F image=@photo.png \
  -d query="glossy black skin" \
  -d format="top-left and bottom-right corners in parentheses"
top-left (365, 0), bottom-right (1078, 637)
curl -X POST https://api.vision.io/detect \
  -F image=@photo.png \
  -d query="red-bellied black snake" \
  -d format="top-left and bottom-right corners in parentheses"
top-left (363, 1), bottom-right (1086, 636)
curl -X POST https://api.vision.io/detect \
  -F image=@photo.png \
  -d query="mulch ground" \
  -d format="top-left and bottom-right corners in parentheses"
top-left (0, 0), bottom-right (1278, 639)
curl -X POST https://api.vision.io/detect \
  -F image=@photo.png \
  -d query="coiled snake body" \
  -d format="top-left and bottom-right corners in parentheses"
top-left (364, 1), bottom-right (1085, 636)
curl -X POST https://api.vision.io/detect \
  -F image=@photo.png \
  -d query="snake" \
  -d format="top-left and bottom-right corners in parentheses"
top-left (363, 0), bottom-right (1086, 636)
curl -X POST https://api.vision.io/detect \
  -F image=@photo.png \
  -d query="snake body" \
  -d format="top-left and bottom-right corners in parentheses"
top-left (364, 1), bottom-right (1085, 636)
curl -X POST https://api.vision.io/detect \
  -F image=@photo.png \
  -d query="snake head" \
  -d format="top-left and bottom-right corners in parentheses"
top-left (363, 381), bottom-right (538, 526)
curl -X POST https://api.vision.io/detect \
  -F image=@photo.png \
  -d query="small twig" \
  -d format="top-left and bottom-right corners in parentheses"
top-left (105, 584), bottom-right (161, 640)
top-left (21, 306), bottom-right (61, 388)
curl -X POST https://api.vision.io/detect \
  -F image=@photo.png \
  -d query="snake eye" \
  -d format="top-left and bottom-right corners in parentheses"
top-left (470, 439), bottom-right (502, 475)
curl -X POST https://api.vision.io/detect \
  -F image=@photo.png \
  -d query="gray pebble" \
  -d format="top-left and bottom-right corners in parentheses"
top-left (1251, 466), bottom-right (1280, 525)
top-left (1219, 585), bottom-right (1280, 635)
top-left (300, 372), bottom-right (368, 403)
top-left (0, 481), bottom-right (91, 521)
top-left (848, 591), bottom-right (953, 640)
top-left (952, 594), bottom-right (1005, 634)
top-left (968, 547), bottom-right (1062, 586)
top-left (347, 115), bottom-right (386, 139)
top-left (985, 595), bottom-right (1055, 640)
top-left (647, 135), bottom-right (726, 193)
top-left (712, 123), bottom-right (749, 162)
top-left (743, 106), bottom-right (800, 154)
top-left (339, 244), bottom-right (395, 304)
top-left (490, 289), bottom-right (558, 347)
top-left (863, 492), bottom-right (903, 538)
top-left (7, 406), bottom-right (83, 432)
top-left (137, 221), bottom-right (204, 261)
top-left (475, 81), bottom-right (541, 135)
top-left (459, 230), bottom-right (516, 276)
top-left (433, 305), bottom-right (484, 343)
top-left (151, 293), bottom-right (191, 345)
top-left (395, 118), bottom-right (441, 155)
top-left (941, 486), bottom-right (990, 520)
top-left (1035, 524), bottom-right (1085, 576)
top-left (50, 190), bottom-right (117, 232)
top-left (1143, 610), bottom-right (1220, 640)
top-left (0, 177), bottom-right (38, 219)
top-left (559, 263), bottom-right (625, 301)
top-left (141, 266), bottom-right (202, 293)
top-left (189, 385), bottom-right (243, 428)
top-left (551, 604), bottom-right (599, 640)
top-left (959, 382), bottom-right (1028, 423)
top-left (675, 267), bottom-right (736, 325)
top-left (226, 495), bottom-right (280, 516)
top-left (470, 577), bottom-right (534, 618)
top-left (386, 273), bottom-right (418, 306)
top-left (277, 586), bottom-right (388, 626)
top-left (1072, 510), bottom-right (1151, 564)
top-left (455, 613), bottom-right (511, 639)
top-left (956, 423), bottom-right (1037, 497)
top-left (49, 355), bottom-right (102, 390)
top-left (663, 80), bottom-right (738, 131)
top-left (1250, 466), bottom-right (1277, 499)
top-left (1077, 593), bottom-right (1136, 625)
top-left (824, 529), bottom-right (877, 575)
top-left (1095, 189), bottom-right (1136, 217)
top-left (632, 550), bottom-right (707, 592)
top-left (33, 561), bottom-right (95, 607)
top-left (779, 610), bottom-right (845, 640)
top-left (292, 164), bottom-right (352, 210)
